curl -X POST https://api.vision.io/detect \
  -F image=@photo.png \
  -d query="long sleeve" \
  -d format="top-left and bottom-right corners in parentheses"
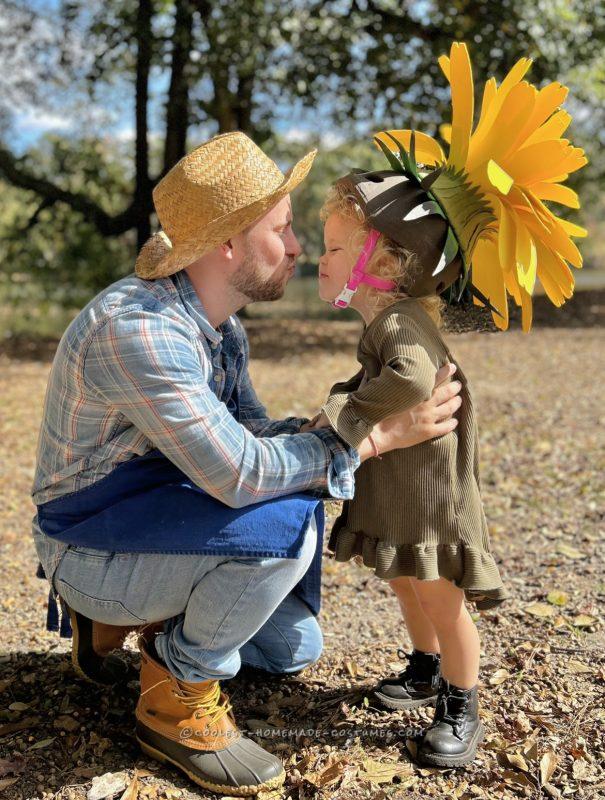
top-left (84, 308), bottom-right (359, 507)
top-left (321, 314), bottom-right (437, 449)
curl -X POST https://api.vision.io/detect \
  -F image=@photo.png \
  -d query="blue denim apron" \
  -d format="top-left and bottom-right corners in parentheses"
top-left (36, 448), bottom-right (325, 637)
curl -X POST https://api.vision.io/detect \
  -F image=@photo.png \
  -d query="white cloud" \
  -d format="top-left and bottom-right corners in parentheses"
top-left (16, 109), bottom-right (73, 134)
top-left (282, 126), bottom-right (346, 149)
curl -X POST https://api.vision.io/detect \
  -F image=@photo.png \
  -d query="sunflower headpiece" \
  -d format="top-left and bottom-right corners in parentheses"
top-left (346, 41), bottom-right (588, 332)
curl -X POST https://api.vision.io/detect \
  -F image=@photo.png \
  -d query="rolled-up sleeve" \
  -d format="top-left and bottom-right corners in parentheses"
top-left (84, 308), bottom-right (359, 507)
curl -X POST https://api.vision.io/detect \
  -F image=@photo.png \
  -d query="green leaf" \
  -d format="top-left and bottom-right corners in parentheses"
top-left (373, 136), bottom-right (403, 173)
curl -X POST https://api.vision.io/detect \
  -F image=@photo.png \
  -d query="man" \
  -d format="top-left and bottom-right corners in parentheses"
top-left (31, 132), bottom-right (462, 795)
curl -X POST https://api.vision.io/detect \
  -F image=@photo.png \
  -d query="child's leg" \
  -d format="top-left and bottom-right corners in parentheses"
top-left (408, 577), bottom-right (480, 688)
top-left (389, 576), bottom-right (440, 654)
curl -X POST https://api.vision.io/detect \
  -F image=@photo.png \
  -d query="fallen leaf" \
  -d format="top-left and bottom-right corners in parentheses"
top-left (525, 602), bottom-right (555, 618)
top-left (572, 614), bottom-right (598, 628)
top-left (53, 714), bottom-right (80, 732)
top-left (505, 752), bottom-right (530, 772)
top-left (0, 756), bottom-right (26, 778)
top-left (119, 773), bottom-right (138, 800)
top-left (489, 668), bottom-right (511, 685)
top-left (7, 702), bottom-right (29, 712)
top-left (358, 758), bottom-right (414, 785)
top-left (546, 590), bottom-right (569, 606)
top-left (0, 778), bottom-right (19, 790)
top-left (87, 772), bottom-right (128, 800)
top-left (568, 659), bottom-right (592, 674)
top-left (27, 737), bottom-right (55, 751)
top-left (556, 543), bottom-right (586, 559)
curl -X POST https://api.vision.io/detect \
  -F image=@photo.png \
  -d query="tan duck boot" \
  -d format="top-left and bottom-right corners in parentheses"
top-left (135, 637), bottom-right (285, 795)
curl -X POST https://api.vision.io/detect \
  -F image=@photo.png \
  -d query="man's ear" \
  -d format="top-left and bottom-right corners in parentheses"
top-left (219, 239), bottom-right (235, 260)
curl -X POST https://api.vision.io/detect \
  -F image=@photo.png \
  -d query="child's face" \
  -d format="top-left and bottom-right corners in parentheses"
top-left (318, 213), bottom-right (360, 303)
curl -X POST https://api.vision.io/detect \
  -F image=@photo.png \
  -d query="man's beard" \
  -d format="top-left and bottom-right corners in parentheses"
top-left (230, 250), bottom-right (293, 302)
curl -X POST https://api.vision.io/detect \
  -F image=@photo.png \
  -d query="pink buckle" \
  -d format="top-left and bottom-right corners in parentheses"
top-left (331, 229), bottom-right (396, 309)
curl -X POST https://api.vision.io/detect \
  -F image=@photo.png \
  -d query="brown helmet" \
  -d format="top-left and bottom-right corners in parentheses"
top-left (334, 168), bottom-right (463, 298)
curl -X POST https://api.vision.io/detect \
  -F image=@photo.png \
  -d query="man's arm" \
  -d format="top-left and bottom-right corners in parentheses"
top-left (84, 308), bottom-right (360, 508)
top-left (233, 317), bottom-right (310, 436)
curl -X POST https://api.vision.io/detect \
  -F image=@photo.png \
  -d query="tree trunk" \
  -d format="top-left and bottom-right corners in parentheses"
top-left (134, 0), bottom-right (153, 250)
top-left (162, 0), bottom-right (195, 174)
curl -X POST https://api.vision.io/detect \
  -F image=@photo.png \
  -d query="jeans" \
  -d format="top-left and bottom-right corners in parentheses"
top-left (51, 515), bottom-right (323, 682)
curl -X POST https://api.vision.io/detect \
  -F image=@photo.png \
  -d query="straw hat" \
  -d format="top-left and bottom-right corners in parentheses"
top-left (135, 132), bottom-right (317, 279)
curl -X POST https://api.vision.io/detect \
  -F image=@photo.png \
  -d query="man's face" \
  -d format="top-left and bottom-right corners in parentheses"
top-left (229, 195), bottom-right (301, 302)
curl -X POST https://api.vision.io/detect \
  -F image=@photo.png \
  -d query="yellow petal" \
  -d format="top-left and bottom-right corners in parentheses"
top-left (535, 240), bottom-right (573, 303)
top-left (374, 129), bottom-right (446, 166)
top-left (475, 77), bottom-right (497, 132)
top-left (542, 211), bottom-right (584, 267)
top-left (538, 269), bottom-right (565, 306)
top-left (504, 266), bottom-right (522, 305)
top-left (448, 42), bottom-right (474, 168)
top-left (470, 57), bottom-right (533, 156)
top-left (523, 110), bottom-right (572, 148)
top-left (505, 140), bottom-right (573, 184)
top-left (510, 82), bottom-right (569, 152)
top-left (471, 237), bottom-right (509, 329)
top-left (520, 286), bottom-right (533, 332)
top-left (515, 222), bottom-right (537, 293)
top-left (498, 201), bottom-right (517, 273)
top-left (557, 218), bottom-right (587, 238)
top-left (487, 160), bottom-right (514, 194)
top-left (439, 124), bottom-right (452, 144)
top-left (531, 182), bottom-right (580, 208)
top-left (468, 81), bottom-right (535, 173)
top-left (438, 54), bottom-right (451, 81)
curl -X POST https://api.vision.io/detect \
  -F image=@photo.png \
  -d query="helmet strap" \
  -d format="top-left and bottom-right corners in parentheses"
top-left (332, 229), bottom-right (396, 309)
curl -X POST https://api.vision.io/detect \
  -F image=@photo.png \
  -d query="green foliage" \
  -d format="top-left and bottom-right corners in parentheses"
top-left (0, 136), bottom-right (135, 310)
top-left (0, 0), bottom-right (603, 320)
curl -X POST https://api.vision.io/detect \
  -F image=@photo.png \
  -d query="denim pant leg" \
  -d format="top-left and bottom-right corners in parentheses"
top-left (52, 514), bottom-right (318, 683)
top-left (239, 593), bottom-right (323, 674)
top-left (156, 514), bottom-right (318, 682)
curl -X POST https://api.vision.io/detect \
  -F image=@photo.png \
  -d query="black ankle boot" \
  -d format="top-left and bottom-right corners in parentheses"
top-left (373, 649), bottom-right (441, 710)
top-left (412, 677), bottom-right (484, 767)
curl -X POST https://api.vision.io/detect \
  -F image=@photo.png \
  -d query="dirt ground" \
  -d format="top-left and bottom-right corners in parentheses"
top-left (0, 291), bottom-right (604, 800)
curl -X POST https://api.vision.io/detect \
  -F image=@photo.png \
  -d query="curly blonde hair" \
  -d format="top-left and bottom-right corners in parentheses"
top-left (320, 183), bottom-right (444, 328)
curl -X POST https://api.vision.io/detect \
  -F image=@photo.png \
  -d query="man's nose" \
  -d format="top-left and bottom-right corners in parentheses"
top-left (288, 230), bottom-right (302, 258)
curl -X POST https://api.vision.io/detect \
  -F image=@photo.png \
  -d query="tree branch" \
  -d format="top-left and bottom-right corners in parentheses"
top-left (0, 145), bottom-right (137, 235)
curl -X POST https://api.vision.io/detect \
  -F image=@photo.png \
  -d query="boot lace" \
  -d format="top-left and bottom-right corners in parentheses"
top-left (431, 692), bottom-right (470, 740)
top-left (396, 648), bottom-right (439, 688)
top-left (140, 677), bottom-right (233, 726)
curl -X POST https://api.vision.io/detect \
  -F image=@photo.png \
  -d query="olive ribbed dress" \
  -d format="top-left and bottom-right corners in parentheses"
top-left (322, 298), bottom-right (506, 610)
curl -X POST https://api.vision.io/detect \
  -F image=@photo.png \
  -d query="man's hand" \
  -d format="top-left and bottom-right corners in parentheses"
top-left (300, 412), bottom-right (330, 432)
top-left (359, 362), bottom-right (462, 460)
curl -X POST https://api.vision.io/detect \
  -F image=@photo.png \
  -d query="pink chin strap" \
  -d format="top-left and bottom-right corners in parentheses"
top-left (331, 229), bottom-right (396, 309)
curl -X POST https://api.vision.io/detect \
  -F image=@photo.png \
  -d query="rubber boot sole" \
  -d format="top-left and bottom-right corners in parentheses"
top-left (373, 689), bottom-right (438, 710)
top-left (413, 720), bottom-right (485, 767)
top-left (136, 735), bottom-right (286, 796)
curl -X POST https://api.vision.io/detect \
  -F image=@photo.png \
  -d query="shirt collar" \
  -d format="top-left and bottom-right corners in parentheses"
top-left (171, 269), bottom-right (226, 346)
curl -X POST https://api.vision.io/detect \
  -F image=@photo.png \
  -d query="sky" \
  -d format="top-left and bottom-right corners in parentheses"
top-left (10, 0), bottom-right (351, 156)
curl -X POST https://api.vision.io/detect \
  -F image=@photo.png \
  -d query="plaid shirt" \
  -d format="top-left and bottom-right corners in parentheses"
top-left (31, 269), bottom-right (359, 581)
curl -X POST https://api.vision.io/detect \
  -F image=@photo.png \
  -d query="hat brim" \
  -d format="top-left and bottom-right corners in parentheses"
top-left (136, 148), bottom-right (317, 280)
